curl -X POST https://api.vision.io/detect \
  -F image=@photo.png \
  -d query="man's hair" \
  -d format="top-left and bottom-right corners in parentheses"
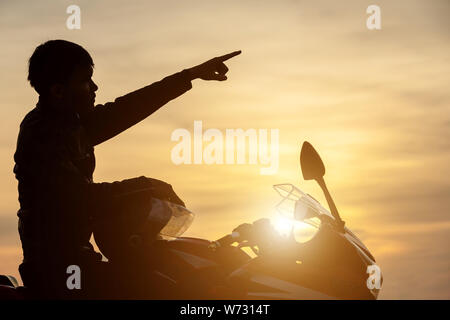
top-left (28, 40), bottom-right (94, 95)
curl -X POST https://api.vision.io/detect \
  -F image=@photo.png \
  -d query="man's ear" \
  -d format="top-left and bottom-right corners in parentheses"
top-left (49, 83), bottom-right (65, 100)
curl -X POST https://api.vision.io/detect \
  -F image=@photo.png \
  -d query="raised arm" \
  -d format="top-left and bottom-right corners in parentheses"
top-left (81, 50), bottom-right (241, 146)
top-left (81, 69), bottom-right (193, 146)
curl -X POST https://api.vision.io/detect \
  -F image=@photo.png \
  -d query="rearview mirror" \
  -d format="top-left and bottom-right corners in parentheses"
top-left (300, 141), bottom-right (325, 181)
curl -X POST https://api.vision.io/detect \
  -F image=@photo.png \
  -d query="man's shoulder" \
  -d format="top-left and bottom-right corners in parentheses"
top-left (16, 108), bottom-right (66, 156)
top-left (19, 107), bottom-right (63, 139)
top-left (20, 107), bottom-right (47, 131)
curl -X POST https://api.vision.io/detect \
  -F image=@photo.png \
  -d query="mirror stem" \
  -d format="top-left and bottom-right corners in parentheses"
top-left (316, 176), bottom-right (345, 232)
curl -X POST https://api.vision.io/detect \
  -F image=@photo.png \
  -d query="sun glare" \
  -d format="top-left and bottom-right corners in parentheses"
top-left (273, 216), bottom-right (294, 237)
top-left (272, 215), bottom-right (320, 243)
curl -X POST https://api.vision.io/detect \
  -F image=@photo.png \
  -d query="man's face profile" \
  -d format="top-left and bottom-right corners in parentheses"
top-left (49, 65), bottom-right (97, 116)
top-left (64, 65), bottom-right (98, 116)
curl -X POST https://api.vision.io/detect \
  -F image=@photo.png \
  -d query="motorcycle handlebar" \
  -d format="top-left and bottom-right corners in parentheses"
top-left (209, 232), bottom-right (241, 250)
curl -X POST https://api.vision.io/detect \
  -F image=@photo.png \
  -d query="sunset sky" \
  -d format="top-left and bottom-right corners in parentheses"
top-left (0, 0), bottom-right (449, 299)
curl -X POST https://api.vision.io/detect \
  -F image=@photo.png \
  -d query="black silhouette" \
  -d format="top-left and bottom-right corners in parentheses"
top-left (13, 40), bottom-right (241, 298)
top-left (3, 140), bottom-right (382, 300)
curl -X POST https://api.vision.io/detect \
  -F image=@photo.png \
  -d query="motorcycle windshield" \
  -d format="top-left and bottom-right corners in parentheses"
top-left (274, 184), bottom-right (375, 261)
top-left (273, 184), bottom-right (334, 243)
top-left (148, 198), bottom-right (195, 237)
top-left (273, 184), bottom-right (334, 220)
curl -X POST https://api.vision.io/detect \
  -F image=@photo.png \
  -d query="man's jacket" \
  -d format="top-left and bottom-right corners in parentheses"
top-left (13, 69), bottom-right (192, 272)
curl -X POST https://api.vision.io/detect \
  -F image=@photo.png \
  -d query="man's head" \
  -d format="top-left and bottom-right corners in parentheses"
top-left (28, 40), bottom-right (98, 116)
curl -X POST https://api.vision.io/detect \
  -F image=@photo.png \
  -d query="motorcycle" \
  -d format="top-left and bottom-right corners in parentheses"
top-left (0, 142), bottom-right (381, 299)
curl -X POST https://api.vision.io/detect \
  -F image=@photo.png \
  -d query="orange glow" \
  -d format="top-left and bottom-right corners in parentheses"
top-left (0, 0), bottom-right (448, 299)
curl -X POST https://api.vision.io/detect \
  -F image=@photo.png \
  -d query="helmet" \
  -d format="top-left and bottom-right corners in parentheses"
top-left (94, 195), bottom-right (195, 261)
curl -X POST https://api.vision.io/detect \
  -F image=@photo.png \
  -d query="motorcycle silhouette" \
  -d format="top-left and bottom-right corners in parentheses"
top-left (0, 142), bottom-right (382, 299)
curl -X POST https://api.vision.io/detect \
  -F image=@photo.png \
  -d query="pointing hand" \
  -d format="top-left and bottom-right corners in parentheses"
top-left (187, 50), bottom-right (242, 81)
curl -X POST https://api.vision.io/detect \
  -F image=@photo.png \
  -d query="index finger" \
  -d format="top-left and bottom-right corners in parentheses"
top-left (217, 50), bottom-right (242, 62)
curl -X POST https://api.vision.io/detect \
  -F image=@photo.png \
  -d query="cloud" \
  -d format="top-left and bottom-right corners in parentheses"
top-left (0, 0), bottom-right (448, 298)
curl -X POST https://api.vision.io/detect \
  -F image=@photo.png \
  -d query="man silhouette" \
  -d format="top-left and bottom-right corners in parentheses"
top-left (13, 39), bottom-right (241, 298)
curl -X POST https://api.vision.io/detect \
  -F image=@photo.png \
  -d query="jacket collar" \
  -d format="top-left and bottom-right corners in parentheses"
top-left (36, 96), bottom-right (81, 124)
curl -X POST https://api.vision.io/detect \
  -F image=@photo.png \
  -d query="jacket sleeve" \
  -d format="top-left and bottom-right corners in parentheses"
top-left (81, 69), bottom-right (193, 146)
